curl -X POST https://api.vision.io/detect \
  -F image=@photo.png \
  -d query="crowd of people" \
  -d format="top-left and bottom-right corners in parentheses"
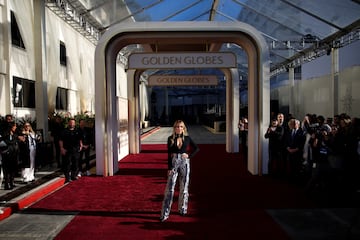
top-left (0, 114), bottom-right (41, 190)
top-left (0, 114), bottom-right (94, 190)
top-left (50, 117), bottom-right (94, 181)
top-left (264, 112), bottom-right (360, 195)
top-left (2, 110), bottom-right (358, 196)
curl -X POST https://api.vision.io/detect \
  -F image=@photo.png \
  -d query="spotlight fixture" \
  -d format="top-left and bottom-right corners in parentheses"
top-left (15, 83), bottom-right (22, 104)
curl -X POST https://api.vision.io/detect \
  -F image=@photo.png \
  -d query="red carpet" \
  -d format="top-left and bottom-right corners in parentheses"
top-left (28, 144), bottom-right (315, 239)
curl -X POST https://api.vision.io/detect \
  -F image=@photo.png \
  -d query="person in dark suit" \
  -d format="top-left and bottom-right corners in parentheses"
top-left (285, 118), bottom-right (306, 183)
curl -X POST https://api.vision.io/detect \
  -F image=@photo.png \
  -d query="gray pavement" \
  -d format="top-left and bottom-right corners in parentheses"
top-left (141, 125), bottom-right (226, 144)
top-left (0, 212), bottom-right (74, 239)
top-left (0, 165), bottom-right (61, 201)
top-left (0, 125), bottom-right (359, 239)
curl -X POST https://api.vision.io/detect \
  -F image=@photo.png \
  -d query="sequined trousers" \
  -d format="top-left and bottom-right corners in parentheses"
top-left (160, 153), bottom-right (190, 219)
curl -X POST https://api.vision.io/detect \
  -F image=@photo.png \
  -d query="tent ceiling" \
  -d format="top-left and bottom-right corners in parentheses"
top-left (50, 0), bottom-right (360, 74)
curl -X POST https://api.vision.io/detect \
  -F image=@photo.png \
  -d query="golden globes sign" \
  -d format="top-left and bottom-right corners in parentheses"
top-left (128, 52), bottom-right (236, 69)
top-left (148, 75), bottom-right (218, 86)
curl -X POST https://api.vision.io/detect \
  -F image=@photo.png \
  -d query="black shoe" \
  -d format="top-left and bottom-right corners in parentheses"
top-left (4, 183), bottom-right (12, 190)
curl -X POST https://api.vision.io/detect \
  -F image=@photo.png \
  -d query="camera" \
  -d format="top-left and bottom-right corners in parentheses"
top-left (307, 123), bottom-right (319, 135)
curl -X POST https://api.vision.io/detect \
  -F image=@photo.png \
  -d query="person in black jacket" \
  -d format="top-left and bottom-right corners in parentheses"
top-left (265, 118), bottom-right (284, 177)
top-left (50, 116), bottom-right (63, 168)
top-left (160, 120), bottom-right (199, 222)
top-left (2, 121), bottom-right (21, 190)
top-left (59, 118), bottom-right (83, 183)
top-left (78, 119), bottom-right (93, 176)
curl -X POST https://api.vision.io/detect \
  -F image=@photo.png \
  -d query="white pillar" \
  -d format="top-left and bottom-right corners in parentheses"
top-left (0, 0), bottom-right (11, 115)
top-left (127, 70), bottom-right (140, 154)
top-left (95, 39), bottom-right (118, 176)
top-left (225, 68), bottom-right (239, 153)
top-left (33, 0), bottom-right (49, 140)
top-left (288, 67), bottom-right (295, 115)
top-left (331, 48), bottom-right (339, 115)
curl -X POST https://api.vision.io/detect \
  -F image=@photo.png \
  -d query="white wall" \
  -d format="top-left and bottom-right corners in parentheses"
top-left (116, 62), bottom-right (128, 98)
top-left (6, 0), bottom-right (36, 119)
top-left (271, 64), bottom-right (360, 119)
top-left (271, 40), bottom-right (360, 120)
top-left (45, 9), bottom-right (95, 115)
top-left (116, 63), bottom-right (129, 159)
top-left (0, 0), bottom-right (9, 115)
top-left (0, 1), bottom-right (96, 120)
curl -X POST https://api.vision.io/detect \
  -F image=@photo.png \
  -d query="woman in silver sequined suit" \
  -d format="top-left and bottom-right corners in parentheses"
top-left (160, 120), bottom-right (199, 222)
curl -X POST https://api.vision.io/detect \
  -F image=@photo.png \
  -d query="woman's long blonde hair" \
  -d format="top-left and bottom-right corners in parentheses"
top-left (22, 122), bottom-right (35, 134)
top-left (170, 120), bottom-right (188, 147)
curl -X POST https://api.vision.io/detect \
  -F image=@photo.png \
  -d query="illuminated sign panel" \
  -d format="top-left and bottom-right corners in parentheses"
top-left (148, 75), bottom-right (218, 86)
top-left (128, 52), bottom-right (236, 69)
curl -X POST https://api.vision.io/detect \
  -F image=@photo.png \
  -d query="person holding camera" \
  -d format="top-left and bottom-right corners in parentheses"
top-left (1, 121), bottom-right (20, 190)
top-left (306, 116), bottom-right (333, 192)
top-left (19, 122), bottom-right (41, 183)
top-left (265, 118), bottom-right (284, 176)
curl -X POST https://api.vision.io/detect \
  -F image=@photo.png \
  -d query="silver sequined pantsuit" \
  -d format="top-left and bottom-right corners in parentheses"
top-left (161, 154), bottom-right (190, 218)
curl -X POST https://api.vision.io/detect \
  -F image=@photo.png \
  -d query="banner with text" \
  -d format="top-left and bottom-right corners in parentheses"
top-left (128, 52), bottom-right (236, 69)
top-left (148, 75), bottom-right (218, 86)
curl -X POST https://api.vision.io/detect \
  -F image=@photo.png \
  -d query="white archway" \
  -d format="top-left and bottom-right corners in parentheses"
top-left (94, 22), bottom-right (270, 176)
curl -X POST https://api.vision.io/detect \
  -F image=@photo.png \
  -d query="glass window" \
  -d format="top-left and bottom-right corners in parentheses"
top-left (13, 77), bottom-right (35, 108)
top-left (56, 87), bottom-right (68, 110)
top-left (11, 11), bottom-right (25, 49)
top-left (60, 41), bottom-right (67, 66)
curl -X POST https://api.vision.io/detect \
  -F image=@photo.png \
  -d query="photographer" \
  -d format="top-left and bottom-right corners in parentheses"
top-left (2, 121), bottom-right (20, 190)
top-left (302, 114), bottom-right (317, 171)
top-left (265, 118), bottom-right (284, 176)
top-left (305, 115), bottom-right (333, 193)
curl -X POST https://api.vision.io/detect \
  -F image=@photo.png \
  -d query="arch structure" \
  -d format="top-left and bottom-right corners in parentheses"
top-left (94, 22), bottom-right (270, 176)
